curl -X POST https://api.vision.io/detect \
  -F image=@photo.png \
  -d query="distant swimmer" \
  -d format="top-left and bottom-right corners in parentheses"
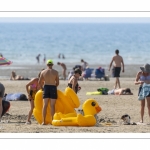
top-left (36, 54), bottom-right (41, 63)
top-left (58, 53), bottom-right (61, 59)
top-left (62, 54), bottom-right (65, 59)
top-left (43, 54), bottom-right (46, 64)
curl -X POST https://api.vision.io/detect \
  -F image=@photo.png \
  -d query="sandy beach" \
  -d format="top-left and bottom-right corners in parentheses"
top-left (1, 64), bottom-right (150, 133)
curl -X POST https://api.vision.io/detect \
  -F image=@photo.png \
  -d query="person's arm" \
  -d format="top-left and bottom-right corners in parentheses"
top-left (134, 72), bottom-right (144, 85)
top-left (121, 57), bottom-right (125, 72)
top-left (56, 72), bottom-right (59, 87)
top-left (26, 78), bottom-right (36, 100)
top-left (108, 57), bottom-right (114, 71)
top-left (38, 72), bottom-right (44, 90)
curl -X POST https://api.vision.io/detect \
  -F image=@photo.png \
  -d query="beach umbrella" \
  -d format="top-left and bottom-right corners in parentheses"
top-left (0, 56), bottom-right (12, 66)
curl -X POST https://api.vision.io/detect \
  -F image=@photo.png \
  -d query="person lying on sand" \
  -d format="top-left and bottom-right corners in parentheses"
top-left (10, 71), bottom-right (30, 80)
top-left (108, 88), bottom-right (133, 95)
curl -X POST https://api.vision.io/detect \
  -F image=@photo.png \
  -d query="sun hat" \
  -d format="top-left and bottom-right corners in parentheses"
top-left (47, 59), bottom-right (53, 65)
top-left (140, 64), bottom-right (150, 73)
top-left (140, 63), bottom-right (150, 73)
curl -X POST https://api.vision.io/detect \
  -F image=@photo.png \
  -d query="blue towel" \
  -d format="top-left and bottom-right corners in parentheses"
top-left (138, 83), bottom-right (150, 100)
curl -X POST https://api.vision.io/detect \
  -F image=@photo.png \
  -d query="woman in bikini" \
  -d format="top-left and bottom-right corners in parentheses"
top-left (25, 70), bottom-right (44, 124)
top-left (135, 63), bottom-right (150, 123)
top-left (68, 68), bottom-right (82, 94)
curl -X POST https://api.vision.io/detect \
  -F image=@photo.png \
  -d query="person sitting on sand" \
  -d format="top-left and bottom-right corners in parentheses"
top-left (10, 71), bottom-right (30, 80)
top-left (25, 69), bottom-right (44, 124)
top-left (108, 88), bottom-right (133, 95)
top-left (68, 68), bottom-right (82, 94)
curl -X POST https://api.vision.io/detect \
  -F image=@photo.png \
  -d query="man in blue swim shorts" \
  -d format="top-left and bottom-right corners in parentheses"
top-left (108, 49), bottom-right (125, 89)
top-left (38, 59), bottom-right (59, 125)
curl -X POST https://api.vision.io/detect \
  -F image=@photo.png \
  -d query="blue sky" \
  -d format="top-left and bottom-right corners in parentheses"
top-left (0, 17), bottom-right (150, 23)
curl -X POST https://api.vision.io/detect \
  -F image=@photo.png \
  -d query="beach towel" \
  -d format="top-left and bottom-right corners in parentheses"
top-left (2, 93), bottom-right (28, 101)
top-left (86, 91), bottom-right (102, 95)
top-left (138, 83), bottom-right (150, 100)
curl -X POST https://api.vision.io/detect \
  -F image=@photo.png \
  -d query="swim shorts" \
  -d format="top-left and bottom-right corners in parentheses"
top-left (43, 85), bottom-right (57, 99)
top-left (112, 67), bottom-right (121, 77)
top-left (0, 83), bottom-right (5, 98)
top-left (108, 89), bottom-right (115, 95)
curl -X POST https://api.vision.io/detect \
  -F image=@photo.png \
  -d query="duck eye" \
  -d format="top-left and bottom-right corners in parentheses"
top-left (91, 102), bottom-right (96, 106)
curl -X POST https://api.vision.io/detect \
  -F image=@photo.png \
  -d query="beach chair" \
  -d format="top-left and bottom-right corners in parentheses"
top-left (95, 68), bottom-right (106, 80)
top-left (83, 68), bottom-right (94, 80)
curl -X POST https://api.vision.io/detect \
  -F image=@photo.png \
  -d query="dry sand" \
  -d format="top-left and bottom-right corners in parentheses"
top-left (1, 64), bottom-right (150, 133)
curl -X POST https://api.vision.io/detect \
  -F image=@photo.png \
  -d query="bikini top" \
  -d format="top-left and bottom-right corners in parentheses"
top-left (68, 83), bottom-right (79, 94)
top-left (140, 74), bottom-right (150, 81)
top-left (30, 83), bottom-right (38, 90)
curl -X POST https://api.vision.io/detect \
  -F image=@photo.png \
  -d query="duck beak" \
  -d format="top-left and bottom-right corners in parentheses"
top-left (95, 106), bottom-right (102, 113)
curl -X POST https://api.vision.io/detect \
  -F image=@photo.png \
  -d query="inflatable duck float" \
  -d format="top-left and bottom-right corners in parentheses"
top-left (33, 87), bottom-right (102, 126)
top-left (33, 87), bottom-right (80, 125)
top-left (52, 99), bottom-right (102, 127)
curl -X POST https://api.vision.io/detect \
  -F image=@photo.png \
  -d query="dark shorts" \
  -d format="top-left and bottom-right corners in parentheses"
top-left (138, 86), bottom-right (150, 97)
top-left (43, 85), bottom-right (57, 99)
top-left (0, 83), bottom-right (5, 98)
top-left (1, 101), bottom-right (10, 117)
top-left (112, 67), bottom-right (121, 77)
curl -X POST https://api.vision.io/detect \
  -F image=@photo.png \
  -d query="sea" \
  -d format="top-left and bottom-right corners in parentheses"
top-left (0, 23), bottom-right (150, 66)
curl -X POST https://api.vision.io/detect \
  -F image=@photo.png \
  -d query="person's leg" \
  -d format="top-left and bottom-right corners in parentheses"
top-left (63, 69), bottom-right (66, 80)
top-left (50, 99), bottom-right (56, 120)
top-left (140, 100), bottom-right (145, 123)
top-left (146, 97), bottom-right (150, 122)
top-left (0, 84), bottom-right (5, 119)
top-left (26, 100), bottom-right (34, 124)
top-left (116, 77), bottom-right (121, 88)
top-left (0, 98), bottom-right (2, 120)
top-left (42, 98), bottom-right (49, 125)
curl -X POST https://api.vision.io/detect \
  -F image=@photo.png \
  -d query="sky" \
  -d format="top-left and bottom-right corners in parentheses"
top-left (0, 17), bottom-right (150, 23)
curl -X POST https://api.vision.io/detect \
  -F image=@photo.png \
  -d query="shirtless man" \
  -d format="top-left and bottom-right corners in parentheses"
top-left (38, 59), bottom-right (59, 125)
top-left (57, 62), bottom-right (67, 80)
top-left (108, 49), bottom-right (124, 89)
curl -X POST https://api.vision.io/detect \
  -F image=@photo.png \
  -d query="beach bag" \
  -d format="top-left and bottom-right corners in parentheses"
top-left (97, 87), bottom-right (109, 95)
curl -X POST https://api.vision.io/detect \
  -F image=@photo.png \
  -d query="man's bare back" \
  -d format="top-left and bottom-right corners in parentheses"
top-left (41, 69), bottom-right (59, 86)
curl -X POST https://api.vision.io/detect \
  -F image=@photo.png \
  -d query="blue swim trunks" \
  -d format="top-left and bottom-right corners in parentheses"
top-left (43, 85), bottom-right (57, 99)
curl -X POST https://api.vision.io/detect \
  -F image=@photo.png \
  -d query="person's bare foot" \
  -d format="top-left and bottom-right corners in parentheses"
top-left (41, 122), bottom-right (46, 125)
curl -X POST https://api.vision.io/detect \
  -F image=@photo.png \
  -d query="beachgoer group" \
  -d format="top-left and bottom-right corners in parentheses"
top-left (2, 49), bottom-right (150, 126)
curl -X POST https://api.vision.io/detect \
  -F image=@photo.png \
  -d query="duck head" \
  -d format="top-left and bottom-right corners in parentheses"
top-left (82, 99), bottom-right (102, 116)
